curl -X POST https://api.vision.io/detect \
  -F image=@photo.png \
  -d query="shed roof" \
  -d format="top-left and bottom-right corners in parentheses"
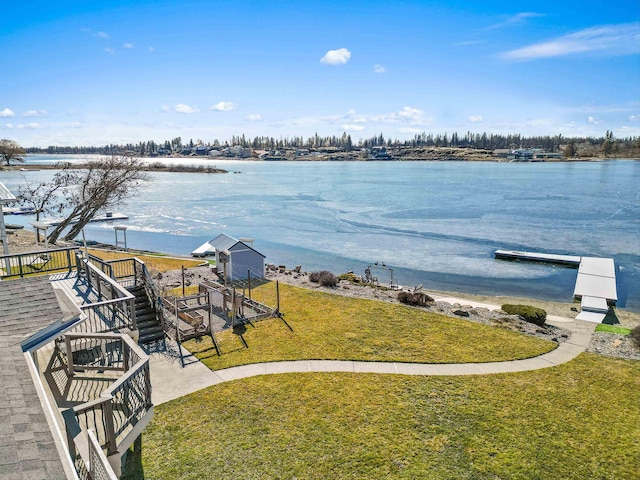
top-left (209, 234), bottom-right (265, 258)
top-left (209, 233), bottom-right (241, 252)
top-left (0, 276), bottom-right (69, 478)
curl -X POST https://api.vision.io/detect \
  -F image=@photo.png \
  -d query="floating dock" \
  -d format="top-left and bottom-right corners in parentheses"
top-left (494, 249), bottom-right (617, 323)
top-left (494, 250), bottom-right (581, 266)
top-left (3, 207), bottom-right (37, 215)
top-left (40, 212), bottom-right (129, 226)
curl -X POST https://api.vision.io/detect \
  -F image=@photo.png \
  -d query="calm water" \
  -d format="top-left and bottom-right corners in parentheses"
top-left (3, 156), bottom-right (639, 310)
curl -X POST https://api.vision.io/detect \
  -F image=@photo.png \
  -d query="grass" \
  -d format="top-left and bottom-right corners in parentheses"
top-left (184, 282), bottom-right (556, 369)
top-left (595, 324), bottom-right (631, 335)
top-left (132, 353), bottom-right (640, 480)
top-left (86, 248), bottom-right (202, 272)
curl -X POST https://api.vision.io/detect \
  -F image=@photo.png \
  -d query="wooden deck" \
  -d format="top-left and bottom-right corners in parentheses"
top-left (38, 343), bottom-right (120, 409)
top-left (49, 271), bottom-right (101, 308)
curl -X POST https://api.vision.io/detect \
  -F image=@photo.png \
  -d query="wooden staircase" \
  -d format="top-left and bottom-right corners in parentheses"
top-left (127, 285), bottom-right (164, 345)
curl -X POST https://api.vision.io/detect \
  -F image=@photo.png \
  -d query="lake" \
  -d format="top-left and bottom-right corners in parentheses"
top-left (2, 156), bottom-right (639, 310)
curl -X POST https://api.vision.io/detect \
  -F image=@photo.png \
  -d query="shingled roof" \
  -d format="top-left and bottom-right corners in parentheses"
top-left (0, 276), bottom-right (69, 479)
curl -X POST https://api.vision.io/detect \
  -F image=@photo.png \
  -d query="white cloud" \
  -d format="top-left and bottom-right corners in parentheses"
top-left (396, 106), bottom-right (425, 124)
top-left (320, 48), bottom-right (351, 65)
top-left (175, 104), bottom-right (199, 114)
top-left (161, 105), bottom-right (170, 112)
top-left (333, 107), bottom-right (430, 127)
top-left (0, 108), bottom-right (16, 117)
top-left (341, 124), bottom-right (365, 131)
top-left (468, 115), bottom-right (484, 123)
top-left (149, 46), bottom-right (155, 52)
top-left (455, 40), bottom-right (484, 47)
top-left (4, 123), bottom-right (13, 128)
top-left (123, 43), bottom-right (134, 49)
top-left (399, 127), bottom-right (423, 134)
top-left (500, 22), bottom-right (640, 61)
top-left (373, 64), bottom-right (386, 73)
top-left (210, 101), bottom-right (236, 111)
top-left (94, 31), bottom-right (110, 39)
top-left (105, 47), bottom-right (115, 55)
top-left (629, 114), bottom-right (640, 121)
top-left (23, 109), bottom-right (47, 117)
top-left (588, 116), bottom-right (602, 125)
top-left (487, 12), bottom-right (545, 30)
top-left (17, 122), bottom-right (43, 129)
top-left (246, 114), bottom-right (262, 121)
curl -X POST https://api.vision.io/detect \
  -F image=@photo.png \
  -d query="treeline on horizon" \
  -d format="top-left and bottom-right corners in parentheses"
top-left (25, 130), bottom-right (640, 157)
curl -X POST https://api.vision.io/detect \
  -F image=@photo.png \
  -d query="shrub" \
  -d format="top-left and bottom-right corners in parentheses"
top-left (337, 272), bottom-right (363, 284)
top-left (398, 291), bottom-right (434, 306)
top-left (309, 270), bottom-right (338, 287)
top-left (501, 304), bottom-right (547, 327)
top-left (630, 326), bottom-right (640, 350)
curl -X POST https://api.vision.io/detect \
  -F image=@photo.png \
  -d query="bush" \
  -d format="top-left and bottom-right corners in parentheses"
top-left (309, 270), bottom-right (338, 287)
top-left (630, 326), bottom-right (640, 350)
top-left (501, 304), bottom-right (547, 327)
top-left (337, 272), bottom-right (363, 284)
top-left (397, 291), bottom-right (434, 307)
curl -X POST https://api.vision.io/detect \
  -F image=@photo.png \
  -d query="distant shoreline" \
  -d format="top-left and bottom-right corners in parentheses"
top-left (7, 151), bottom-right (640, 171)
top-left (3, 162), bottom-right (228, 174)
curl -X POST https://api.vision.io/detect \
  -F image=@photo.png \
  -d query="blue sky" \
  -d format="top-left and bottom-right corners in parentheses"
top-left (1, 0), bottom-right (639, 147)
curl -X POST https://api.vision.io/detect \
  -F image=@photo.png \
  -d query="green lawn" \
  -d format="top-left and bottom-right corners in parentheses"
top-left (87, 248), bottom-right (202, 272)
top-left (184, 283), bottom-right (557, 369)
top-left (595, 324), bottom-right (631, 335)
top-left (133, 353), bottom-right (640, 480)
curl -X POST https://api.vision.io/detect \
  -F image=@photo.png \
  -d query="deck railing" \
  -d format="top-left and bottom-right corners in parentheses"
top-left (86, 254), bottom-right (165, 336)
top-left (66, 415), bottom-right (119, 480)
top-left (0, 246), bottom-right (79, 279)
top-left (87, 429), bottom-right (119, 480)
top-left (73, 256), bottom-right (137, 333)
top-left (64, 332), bottom-right (152, 456)
top-left (86, 253), bottom-right (144, 287)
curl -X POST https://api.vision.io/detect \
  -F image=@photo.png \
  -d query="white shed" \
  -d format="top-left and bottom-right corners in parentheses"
top-left (192, 234), bottom-right (265, 282)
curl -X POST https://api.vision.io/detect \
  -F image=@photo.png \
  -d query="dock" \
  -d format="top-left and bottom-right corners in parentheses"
top-left (494, 249), bottom-right (617, 323)
top-left (494, 250), bottom-right (581, 266)
top-left (40, 212), bottom-right (129, 226)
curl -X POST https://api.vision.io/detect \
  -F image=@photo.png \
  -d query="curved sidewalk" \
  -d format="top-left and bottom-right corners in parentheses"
top-left (151, 317), bottom-right (596, 405)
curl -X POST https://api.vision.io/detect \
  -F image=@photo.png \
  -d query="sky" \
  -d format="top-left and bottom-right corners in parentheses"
top-left (1, 0), bottom-right (639, 147)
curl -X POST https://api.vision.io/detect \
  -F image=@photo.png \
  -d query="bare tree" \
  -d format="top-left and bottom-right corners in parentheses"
top-left (0, 139), bottom-right (26, 166)
top-left (46, 154), bottom-right (150, 244)
top-left (17, 163), bottom-right (74, 221)
top-left (16, 162), bottom-right (75, 241)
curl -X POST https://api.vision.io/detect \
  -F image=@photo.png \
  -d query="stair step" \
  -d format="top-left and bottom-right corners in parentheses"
top-left (137, 312), bottom-right (156, 321)
top-left (137, 318), bottom-right (160, 329)
top-left (138, 326), bottom-right (165, 344)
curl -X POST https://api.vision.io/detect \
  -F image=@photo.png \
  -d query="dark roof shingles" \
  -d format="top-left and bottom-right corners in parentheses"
top-left (0, 276), bottom-right (69, 479)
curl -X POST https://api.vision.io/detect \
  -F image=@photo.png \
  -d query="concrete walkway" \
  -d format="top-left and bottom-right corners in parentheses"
top-left (150, 296), bottom-right (596, 406)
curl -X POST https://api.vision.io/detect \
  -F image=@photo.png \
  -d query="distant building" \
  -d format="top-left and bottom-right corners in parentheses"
top-left (224, 146), bottom-right (252, 158)
top-left (369, 146), bottom-right (392, 160)
top-left (507, 149), bottom-right (535, 161)
top-left (507, 149), bottom-right (563, 161)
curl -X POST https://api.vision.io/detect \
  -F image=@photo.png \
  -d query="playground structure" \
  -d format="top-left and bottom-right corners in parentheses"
top-left (364, 262), bottom-right (399, 290)
top-left (160, 280), bottom-right (283, 365)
